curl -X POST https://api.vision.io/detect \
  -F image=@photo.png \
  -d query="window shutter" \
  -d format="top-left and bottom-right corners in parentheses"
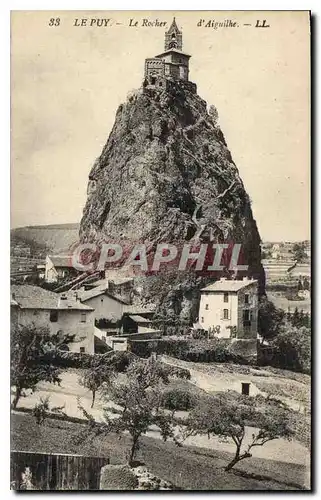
top-left (220, 309), bottom-right (224, 320)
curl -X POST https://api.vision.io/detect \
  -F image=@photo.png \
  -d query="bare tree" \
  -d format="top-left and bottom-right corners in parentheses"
top-left (185, 391), bottom-right (293, 471)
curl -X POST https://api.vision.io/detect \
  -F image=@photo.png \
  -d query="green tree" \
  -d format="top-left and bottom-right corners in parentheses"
top-left (292, 243), bottom-right (307, 263)
top-left (80, 358), bottom-right (180, 465)
top-left (271, 323), bottom-right (311, 373)
top-left (258, 297), bottom-right (285, 343)
top-left (288, 308), bottom-right (310, 328)
top-left (185, 392), bottom-right (293, 471)
top-left (79, 357), bottom-right (114, 408)
top-left (11, 324), bottom-right (73, 409)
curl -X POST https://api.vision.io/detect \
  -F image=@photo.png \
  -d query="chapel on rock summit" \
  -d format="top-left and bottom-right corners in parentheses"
top-left (144, 18), bottom-right (197, 93)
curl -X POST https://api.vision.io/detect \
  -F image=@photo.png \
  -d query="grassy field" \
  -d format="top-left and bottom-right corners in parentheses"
top-left (11, 413), bottom-right (308, 490)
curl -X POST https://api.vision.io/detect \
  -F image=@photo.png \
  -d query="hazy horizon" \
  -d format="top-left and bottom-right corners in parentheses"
top-left (11, 221), bottom-right (310, 245)
top-left (11, 11), bottom-right (310, 242)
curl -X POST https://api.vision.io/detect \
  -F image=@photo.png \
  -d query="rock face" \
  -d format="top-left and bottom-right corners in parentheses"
top-left (80, 80), bottom-right (265, 318)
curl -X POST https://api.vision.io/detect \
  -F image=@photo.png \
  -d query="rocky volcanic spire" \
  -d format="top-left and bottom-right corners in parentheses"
top-left (79, 28), bottom-right (265, 318)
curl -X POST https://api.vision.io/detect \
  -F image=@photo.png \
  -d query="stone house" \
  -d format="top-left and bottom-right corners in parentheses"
top-left (11, 285), bottom-right (95, 353)
top-left (198, 278), bottom-right (258, 340)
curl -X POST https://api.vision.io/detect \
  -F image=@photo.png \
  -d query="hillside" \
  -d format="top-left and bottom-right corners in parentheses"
top-left (11, 223), bottom-right (80, 254)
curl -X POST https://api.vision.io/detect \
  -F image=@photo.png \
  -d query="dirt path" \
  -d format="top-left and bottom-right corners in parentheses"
top-left (160, 355), bottom-right (310, 413)
top-left (12, 370), bottom-right (310, 470)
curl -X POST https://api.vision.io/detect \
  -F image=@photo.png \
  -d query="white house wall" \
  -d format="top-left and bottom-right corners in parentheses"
top-left (45, 256), bottom-right (58, 283)
top-left (199, 282), bottom-right (258, 340)
top-left (199, 292), bottom-right (238, 338)
top-left (83, 294), bottom-right (124, 321)
top-left (15, 308), bottom-right (95, 354)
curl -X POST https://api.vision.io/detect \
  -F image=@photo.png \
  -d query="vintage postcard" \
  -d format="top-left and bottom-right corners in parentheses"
top-left (10, 10), bottom-right (311, 491)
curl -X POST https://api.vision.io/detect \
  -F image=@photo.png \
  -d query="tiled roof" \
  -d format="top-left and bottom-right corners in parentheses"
top-left (48, 255), bottom-right (74, 268)
top-left (155, 48), bottom-right (191, 58)
top-left (76, 285), bottom-right (130, 305)
top-left (78, 285), bottom-right (109, 301)
top-left (11, 285), bottom-right (93, 311)
top-left (128, 315), bottom-right (151, 324)
top-left (201, 278), bottom-right (258, 293)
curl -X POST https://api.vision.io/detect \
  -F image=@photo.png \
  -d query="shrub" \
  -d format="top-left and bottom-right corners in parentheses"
top-left (130, 338), bottom-right (253, 365)
top-left (162, 389), bottom-right (197, 411)
top-left (32, 396), bottom-right (66, 425)
top-left (32, 396), bottom-right (50, 425)
top-left (271, 323), bottom-right (311, 374)
top-left (162, 364), bottom-right (191, 380)
top-left (46, 350), bottom-right (134, 371)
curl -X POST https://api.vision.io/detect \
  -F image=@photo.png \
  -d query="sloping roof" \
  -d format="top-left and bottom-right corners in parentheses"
top-left (201, 279), bottom-right (258, 293)
top-left (155, 48), bottom-right (191, 59)
top-left (78, 286), bottom-right (130, 305)
top-left (128, 315), bottom-right (151, 324)
top-left (11, 285), bottom-right (93, 311)
top-left (78, 285), bottom-right (109, 301)
top-left (168, 17), bottom-right (181, 34)
top-left (48, 255), bottom-right (74, 268)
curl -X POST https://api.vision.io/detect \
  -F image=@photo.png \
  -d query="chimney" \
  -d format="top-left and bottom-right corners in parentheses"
top-left (58, 294), bottom-right (68, 308)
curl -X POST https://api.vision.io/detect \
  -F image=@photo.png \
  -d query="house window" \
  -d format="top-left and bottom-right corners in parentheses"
top-left (244, 309), bottom-right (250, 322)
top-left (151, 77), bottom-right (156, 85)
top-left (201, 317), bottom-right (204, 323)
top-left (101, 298), bottom-right (104, 303)
top-left (80, 313), bottom-right (86, 323)
top-left (80, 347), bottom-right (85, 353)
top-left (223, 309), bottom-right (229, 320)
top-left (205, 304), bottom-right (209, 310)
top-left (244, 294), bottom-right (249, 305)
top-left (224, 292), bottom-right (229, 303)
top-left (50, 310), bottom-right (58, 323)
top-left (243, 309), bottom-right (251, 327)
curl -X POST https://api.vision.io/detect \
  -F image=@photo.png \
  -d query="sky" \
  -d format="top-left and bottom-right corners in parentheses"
top-left (11, 10), bottom-right (310, 241)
